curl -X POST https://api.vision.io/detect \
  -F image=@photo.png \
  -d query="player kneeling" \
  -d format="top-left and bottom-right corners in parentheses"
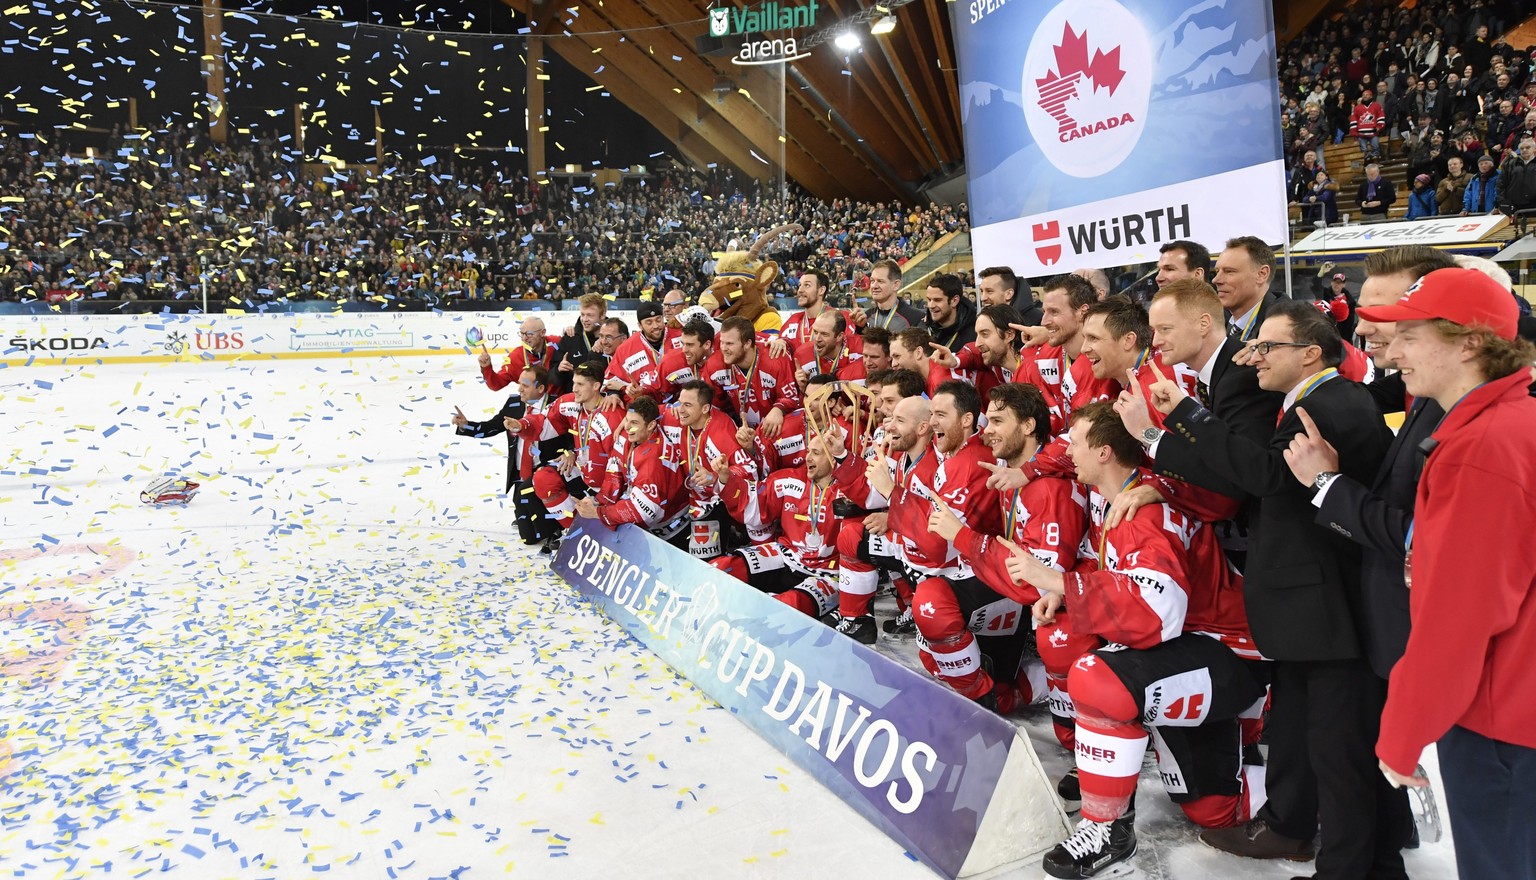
top-left (518, 361), bottom-right (625, 535)
top-left (573, 396), bottom-right (690, 543)
top-left (1007, 403), bottom-right (1267, 878)
top-left (711, 427), bottom-right (845, 619)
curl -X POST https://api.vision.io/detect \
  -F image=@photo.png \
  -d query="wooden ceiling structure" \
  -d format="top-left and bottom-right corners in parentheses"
top-left (501, 0), bottom-right (963, 202)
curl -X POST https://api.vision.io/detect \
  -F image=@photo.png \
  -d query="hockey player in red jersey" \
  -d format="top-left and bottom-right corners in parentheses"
top-left (639, 318), bottom-right (714, 404)
top-left (658, 381), bottom-right (758, 559)
top-left (575, 395), bottom-right (689, 543)
top-left (929, 383), bottom-right (1095, 731)
top-left (518, 361), bottom-right (626, 532)
top-left (931, 304), bottom-right (1026, 401)
top-left (1010, 273), bottom-right (1104, 434)
top-left (478, 316), bottom-right (560, 392)
top-left (793, 311), bottom-right (866, 387)
top-left (713, 425), bottom-right (845, 618)
top-left (887, 327), bottom-right (954, 397)
top-left (831, 380), bottom-right (1002, 644)
top-left (1006, 403), bottom-right (1269, 878)
top-left (702, 316), bottom-right (801, 436)
top-left (894, 381), bottom-right (1042, 715)
top-left (604, 301), bottom-right (670, 402)
top-left (779, 269), bottom-right (847, 347)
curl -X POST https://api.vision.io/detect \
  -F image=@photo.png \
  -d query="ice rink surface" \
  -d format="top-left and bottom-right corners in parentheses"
top-left (0, 355), bottom-right (1458, 879)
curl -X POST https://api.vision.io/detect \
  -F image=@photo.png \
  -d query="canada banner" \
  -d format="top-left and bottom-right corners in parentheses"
top-left (953, 0), bottom-right (1288, 275)
top-left (552, 519), bottom-right (1070, 878)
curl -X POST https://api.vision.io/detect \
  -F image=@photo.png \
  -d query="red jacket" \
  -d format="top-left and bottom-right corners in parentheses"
top-left (599, 432), bottom-right (688, 528)
top-left (1378, 370), bottom-right (1536, 774)
top-left (482, 338), bottom-right (558, 391)
top-left (780, 308), bottom-right (849, 347)
top-left (659, 408), bottom-right (755, 515)
top-left (638, 347), bottom-right (699, 403)
top-left (721, 466), bottom-right (842, 572)
top-left (514, 393), bottom-right (624, 487)
top-left (793, 336), bottom-right (866, 383)
top-left (956, 474), bottom-right (1089, 606)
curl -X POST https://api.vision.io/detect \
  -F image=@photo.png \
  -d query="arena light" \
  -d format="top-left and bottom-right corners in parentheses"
top-left (834, 30), bottom-right (860, 51)
top-left (870, 15), bottom-right (896, 35)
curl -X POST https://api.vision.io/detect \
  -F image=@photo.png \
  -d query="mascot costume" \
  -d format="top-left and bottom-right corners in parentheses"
top-left (697, 223), bottom-right (801, 337)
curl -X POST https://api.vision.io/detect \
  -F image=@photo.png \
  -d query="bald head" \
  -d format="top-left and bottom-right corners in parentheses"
top-left (1072, 267), bottom-right (1111, 300)
top-left (887, 395), bottom-right (932, 455)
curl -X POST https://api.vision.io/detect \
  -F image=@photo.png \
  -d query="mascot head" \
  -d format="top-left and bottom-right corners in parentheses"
top-left (698, 224), bottom-right (801, 334)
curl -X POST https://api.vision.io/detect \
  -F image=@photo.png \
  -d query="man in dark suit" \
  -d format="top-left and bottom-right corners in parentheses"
top-left (452, 364), bottom-right (573, 548)
top-left (1141, 300), bottom-right (1403, 880)
top-left (1284, 245), bottom-right (1456, 679)
top-left (1213, 236), bottom-right (1286, 344)
top-left (1116, 278), bottom-right (1283, 570)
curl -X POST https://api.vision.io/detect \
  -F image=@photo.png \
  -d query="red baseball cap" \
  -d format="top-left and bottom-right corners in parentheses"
top-left (1356, 267), bottom-right (1518, 339)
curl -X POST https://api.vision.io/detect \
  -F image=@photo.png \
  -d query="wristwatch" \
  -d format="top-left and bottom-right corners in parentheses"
top-left (1313, 471), bottom-right (1340, 491)
top-left (1140, 427), bottom-right (1165, 447)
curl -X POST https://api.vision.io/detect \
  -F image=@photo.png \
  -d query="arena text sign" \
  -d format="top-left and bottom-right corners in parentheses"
top-left (710, 1), bottom-right (816, 65)
top-left (553, 518), bottom-right (1069, 879)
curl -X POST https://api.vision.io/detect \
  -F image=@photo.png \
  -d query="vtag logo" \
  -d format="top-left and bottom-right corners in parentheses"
top-left (710, 7), bottom-right (729, 36)
top-left (1022, 0), bottom-right (1151, 178)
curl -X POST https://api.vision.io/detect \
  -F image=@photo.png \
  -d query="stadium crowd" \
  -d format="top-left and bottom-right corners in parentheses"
top-left (0, 126), bottom-right (966, 308)
top-left (454, 239), bottom-right (1536, 880)
top-left (1279, 0), bottom-right (1536, 223)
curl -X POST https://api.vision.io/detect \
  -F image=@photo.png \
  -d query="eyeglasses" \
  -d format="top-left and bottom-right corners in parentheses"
top-left (1248, 341), bottom-right (1316, 356)
top-left (662, 300), bottom-right (686, 309)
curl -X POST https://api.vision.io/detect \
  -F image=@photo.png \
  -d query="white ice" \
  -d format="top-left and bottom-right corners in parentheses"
top-left (0, 355), bottom-right (1458, 879)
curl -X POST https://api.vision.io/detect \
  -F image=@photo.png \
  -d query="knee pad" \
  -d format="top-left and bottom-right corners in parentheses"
top-left (835, 516), bottom-right (869, 561)
top-left (911, 577), bottom-right (965, 641)
top-left (1068, 654), bottom-right (1141, 727)
top-left (531, 466), bottom-right (566, 501)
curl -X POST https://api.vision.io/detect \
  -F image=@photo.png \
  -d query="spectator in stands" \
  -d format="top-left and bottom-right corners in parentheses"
top-left (1289, 149), bottom-right (1326, 204)
top-left (1501, 138), bottom-right (1536, 220)
top-left (1356, 163), bottom-right (1397, 220)
top-left (1437, 155), bottom-right (1473, 214)
top-left (1487, 100), bottom-right (1524, 162)
top-left (1351, 91), bottom-right (1388, 159)
top-left (1464, 154), bottom-right (1502, 214)
top-left (1301, 170), bottom-right (1342, 225)
top-left (1406, 173), bottom-right (1439, 219)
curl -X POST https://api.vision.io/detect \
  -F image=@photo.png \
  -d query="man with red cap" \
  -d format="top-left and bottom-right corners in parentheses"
top-left (1355, 268), bottom-right (1536, 880)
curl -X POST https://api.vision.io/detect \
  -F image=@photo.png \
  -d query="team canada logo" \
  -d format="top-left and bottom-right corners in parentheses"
top-left (1022, 0), bottom-right (1152, 178)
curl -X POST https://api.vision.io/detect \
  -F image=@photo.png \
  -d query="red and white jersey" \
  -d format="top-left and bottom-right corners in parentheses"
top-left (599, 432), bottom-right (688, 528)
top-left (482, 338), bottom-right (559, 392)
top-left (1032, 350), bottom-right (1200, 473)
top-left (721, 466), bottom-right (841, 572)
top-left (1339, 340), bottom-right (1375, 384)
top-left (954, 344), bottom-right (1021, 402)
top-left (753, 410), bottom-right (810, 474)
top-left (606, 333), bottom-right (669, 395)
top-left (664, 326), bottom-right (684, 351)
top-left (701, 344), bottom-right (802, 428)
top-left (514, 393), bottom-right (624, 486)
top-left (779, 308), bottom-right (849, 347)
top-left (1067, 487), bottom-right (1259, 659)
top-left (659, 408), bottom-right (756, 514)
top-left (794, 337), bottom-right (866, 383)
top-left (639, 347), bottom-right (700, 403)
top-left (957, 473), bottom-right (1089, 606)
top-left (1016, 343), bottom-right (1067, 405)
top-left (836, 433), bottom-right (1001, 578)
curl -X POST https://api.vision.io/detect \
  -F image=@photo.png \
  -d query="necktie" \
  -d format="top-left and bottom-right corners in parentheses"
top-left (1227, 321), bottom-right (1242, 339)
top-left (1196, 379), bottom-right (1211, 408)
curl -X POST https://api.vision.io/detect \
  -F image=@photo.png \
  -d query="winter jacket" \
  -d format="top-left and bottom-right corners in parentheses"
top-left (1463, 171), bottom-right (1500, 213)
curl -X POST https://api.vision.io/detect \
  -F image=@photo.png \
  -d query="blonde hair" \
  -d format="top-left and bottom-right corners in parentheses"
top-left (1151, 277), bottom-right (1224, 322)
top-left (1428, 319), bottom-right (1536, 381)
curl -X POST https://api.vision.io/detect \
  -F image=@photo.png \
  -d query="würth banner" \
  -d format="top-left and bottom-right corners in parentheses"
top-left (952, 0), bottom-right (1288, 275)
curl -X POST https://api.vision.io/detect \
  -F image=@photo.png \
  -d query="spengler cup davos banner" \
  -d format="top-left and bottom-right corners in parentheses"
top-left (553, 520), bottom-right (1069, 878)
top-left (953, 0), bottom-right (1288, 275)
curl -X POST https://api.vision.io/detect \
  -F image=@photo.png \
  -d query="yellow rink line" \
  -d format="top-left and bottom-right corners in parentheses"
top-left (0, 347), bottom-right (467, 367)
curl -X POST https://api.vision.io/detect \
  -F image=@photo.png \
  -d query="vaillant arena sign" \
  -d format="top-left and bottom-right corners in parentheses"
top-left (710, 1), bottom-right (817, 65)
top-left (952, 0), bottom-right (1289, 274)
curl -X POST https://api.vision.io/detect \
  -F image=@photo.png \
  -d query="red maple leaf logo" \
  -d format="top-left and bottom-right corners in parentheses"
top-left (1035, 23), bottom-right (1126, 135)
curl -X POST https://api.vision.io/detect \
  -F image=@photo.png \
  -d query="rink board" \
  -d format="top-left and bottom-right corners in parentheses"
top-left (552, 518), bottom-right (1070, 879)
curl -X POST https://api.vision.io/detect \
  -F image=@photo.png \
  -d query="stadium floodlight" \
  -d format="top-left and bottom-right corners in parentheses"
top-left (870, 15), bottom-right (896, 35)
top-left (834, 30), bottom-right (861, 51)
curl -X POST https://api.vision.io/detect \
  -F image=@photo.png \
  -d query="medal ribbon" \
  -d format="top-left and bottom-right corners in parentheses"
top-left (1098, 472), bottom-right (1142, 569)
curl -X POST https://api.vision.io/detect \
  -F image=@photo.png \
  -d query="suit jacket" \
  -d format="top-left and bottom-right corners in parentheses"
top-left (1227, 291), bottom-right (1284, 343)
top-left (1157, 376), bottom-right (1391, 661)
top-left (1155, 338), bottom-right (1282, 565)
top-left (1316, 395), bottom-right (1442, 678)
top-left (456, 396), bottom-right (573, 491)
